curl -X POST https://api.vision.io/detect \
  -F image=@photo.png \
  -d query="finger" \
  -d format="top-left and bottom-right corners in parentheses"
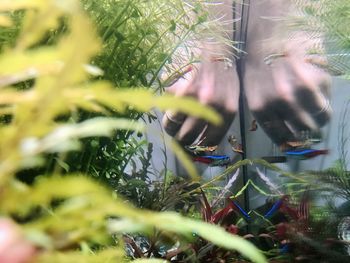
top-left (176, 116), bottom-right (207, 146)
top-left (304, 54), bottom-right (338, 76)
top-left (294, 87), bottom-right (331, 127)
top-left (162, 69), bottom-right (198, 137)
top-left (253, 105), bottom-right (296, 145)
top-left (162, 111), bottom-right (187, 137)
top-left (269, 63), bottom-right (318, 133)
top-left (269, 96), bottom-right (318, 133)
top-left (199, 110), bottom-right (236, 146)
top-left (288, 57), bottom-right (332, 127)
top-left (0, 219), bottom-right (36, 263)
top-left (272, 57), bottom-right (330, 129)
top-left (305, 54), bottom-right (329, 69)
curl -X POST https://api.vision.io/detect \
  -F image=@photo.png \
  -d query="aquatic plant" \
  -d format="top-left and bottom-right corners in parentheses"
top-left (294, 0), bottom-right (350, 78)
top-left (44, 0), bottom-right (235, 187)
top-left (0, 0), bottom-right (267, 262)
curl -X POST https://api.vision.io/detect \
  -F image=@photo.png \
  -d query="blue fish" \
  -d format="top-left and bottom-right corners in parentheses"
top-left (200, 155), bottom-right (230, 160)
top-left (264, 199), bottom-right (283, 219)
top-left (285, 149), bottom-right (328, 159)
top-left (280, 244), bottom-right (290, 254)
top-left (232, 201), bottom-right (252, 221)
top-left (193, 155), bottom-right (230, 166)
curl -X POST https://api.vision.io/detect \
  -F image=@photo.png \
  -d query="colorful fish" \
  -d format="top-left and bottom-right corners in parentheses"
top-left (185, 145), bottom-right (218, 155)
top-left (193, 155), bottom-right (230, 167)
top-left (231, 201), bottom-right (252, 221)
top-left (264, 199), bottom-right (284, 219)
top-left (228, 197), bottom-right (289, 222)
top-left (285, 148), bottom-right (329, 159)
top-left (281, 141), bottom-right (311, 150)
top-left (281, 138), bottom-right (322, 151)
top-left (192, 156), bottom-right (213, 164)
top-left (228, 135), bottom-right (244, 154)
top-left (281, 131), bottom-right (322, 151)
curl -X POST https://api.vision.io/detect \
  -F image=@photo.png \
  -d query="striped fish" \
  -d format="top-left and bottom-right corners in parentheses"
top-left (285, 149), bottom-right (329, 159)
top-left (193, 155), bottom-right (230, 167)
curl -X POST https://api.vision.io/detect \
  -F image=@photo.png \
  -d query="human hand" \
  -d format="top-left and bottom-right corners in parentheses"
top-left (0, 218), bottom-right (36, 263)
top-left (243, 0), bottom-right (331, 145)
top-left (162, 57), bottom-right (240, 146)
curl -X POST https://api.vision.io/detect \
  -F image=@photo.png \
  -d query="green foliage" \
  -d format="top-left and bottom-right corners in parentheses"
top-left (0, 0), bottom-right (222, 181)
top-left (37, 248), bottom-right (125, 263)
top-left (1, 174), bottom-right (266, 262)
top-left (81, 0), bottom-right (213, 88)
top-left (295, 0), bottom-right (350, 78)
top-left (0, 0), bottom-right (265, 262)
top-left (55, 0), bottom-right (229, 185)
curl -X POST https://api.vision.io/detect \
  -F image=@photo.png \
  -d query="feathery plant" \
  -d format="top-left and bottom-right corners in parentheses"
top-left (0, 0), bottom-right (266, 262)
top-left (294, 0), bottom-right (350, 78)
top-left (292, 0), bottom-right (350, 201)
top-left (306, 99), bottom-right (350, 199)
top-left (287, 101), bottom-right (350, 259)
top-left (82, 0), bottom-right (217, 88)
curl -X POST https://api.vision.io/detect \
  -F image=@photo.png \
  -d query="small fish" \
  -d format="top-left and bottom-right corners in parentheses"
top-left (280, 141), bottom-right (307, 152)
top-left (193, 155), bottom-right (230, 167)
top-left (249, 119), bottom-right (258, 131)
top-left (185, 145), bottom-right (218, 155)
top-left (280, 244), bottom-right (290, 254)
top-left (285, 148), bottom-right (329, 159)
top-left (264, 199), bottom-right (284, 219)
top-left (228, 135), bottom-right (244, 154)
top-left (232, 201), bottom-right (252, 221)
top-left (281, 138), bottom-right (322, 151)
top-left (192, 156), bottom-right (213, 164)
top-left (284, 141), bottom-right (310, 148)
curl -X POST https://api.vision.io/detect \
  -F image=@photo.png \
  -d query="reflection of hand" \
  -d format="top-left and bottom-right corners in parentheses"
top-left (162, 58), bottom-right (240, 146)
top-left (243, 0), bottom-right (331, 145)
top-left (0, 218), bottom-right (36, 263)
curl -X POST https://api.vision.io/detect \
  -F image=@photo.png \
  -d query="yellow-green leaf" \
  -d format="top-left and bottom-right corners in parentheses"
top-left (169, 139), bottom-right (200, 181)
top-left (0, 14), bottom-right (12, 27)
top-left (0, 0), bottom-right (46, 11)
top-left (133, 260), bottom-right (169, 263)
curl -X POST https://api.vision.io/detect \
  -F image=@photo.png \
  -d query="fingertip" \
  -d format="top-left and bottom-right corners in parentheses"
top-left (162, 111), bottom-right (186, 137)
top-left (253, 110), bottom-right (296, 146)
top-left (176, 118), bottom-right (207, 146)
top-left (199, 119), bottom-right (235, 146)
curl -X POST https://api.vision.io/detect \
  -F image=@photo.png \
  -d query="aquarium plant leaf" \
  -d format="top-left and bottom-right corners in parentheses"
top-left (0, 14), bottom-right (12, 27)
top-left (294, 0), bottom-right (350, 77)
top-left (169, 139), bottom-right (200, 181)
top-left (36, 248), bottom-right (125, 263)
top-left (20, 117), bottom-right (144, 156)
top-left (200, 188), bottom-right (213, 221)
top-left (1, 175), bottom-right (265, 262)
top-left (0, 1), bottom-right (265, 262)
top-left (0, 0), bottom-right (46, 11)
